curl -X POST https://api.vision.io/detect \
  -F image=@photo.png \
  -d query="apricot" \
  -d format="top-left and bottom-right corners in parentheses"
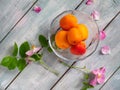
top-left (70, 41), bottom-right (86, 55)
top-left (55, 30), bottom-right (70, 49)
top-left (75, 24), bottom-right (88, 40)
top-left (67, 27), bottom-right (82, 45)
top-left (60, 14), bottom-right (78, 30)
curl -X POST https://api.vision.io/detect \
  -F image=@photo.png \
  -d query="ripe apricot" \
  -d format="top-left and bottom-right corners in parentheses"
top-left (60, 14), bottom-right (78, 30)
top-left (75, 24), bottom-right (88, 40)
top-left (55, 30), bottom-right (70, 49)
top-left (70, 41), bottom-right (86, 55)
top-left (67, 27), bottom-right (82, 45)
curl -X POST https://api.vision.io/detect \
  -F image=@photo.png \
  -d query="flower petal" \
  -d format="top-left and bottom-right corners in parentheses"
top-left (100, 67), bottom-right (106, 73)
top-left (25, 57), bottom-right (32, 64)
top-left (101, 46), bottom-right (111, 55)
top-left (89, 77), bottom-right (97, 86)
top-left (33, 47), bottom-right (41, 53)
top-left (91, 10), bottom-right (100, 20)
top-left (33, 6), bottom-right (41, 13)
top-left (26, 50), bottom-right (34, 56)
top-left (86, 0), bottom-right (93, 5)
top-left (97, 75), bottom-right (105, 84)
top-left (92, 69), bottom-right (99, 75)
top-left (100, 30), bottom-right (106, 40)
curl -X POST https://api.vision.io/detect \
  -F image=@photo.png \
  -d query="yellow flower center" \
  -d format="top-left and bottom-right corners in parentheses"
top-left (98, 73), bottom-right (101, 78)
top-left (32, 45), bottom-right (36, 49)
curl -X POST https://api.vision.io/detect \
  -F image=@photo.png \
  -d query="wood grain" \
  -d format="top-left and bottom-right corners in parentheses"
top-left (0, 0), bottom-right (37, 42)
top-left (0, 0), bottom-right (38, 89)
top-left (0, 0), bottom-right (83, 90)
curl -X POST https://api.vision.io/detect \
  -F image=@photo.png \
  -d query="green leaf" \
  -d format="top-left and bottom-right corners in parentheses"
top-left (19, 41), bottom-right (30, 58)
top-left (12, 42), bottom-right (18, 56)
top-left (31, 54), bottom-right (42, 61)
top-left (47, 47), bottom-right (53, 53)
top-left (39, 35), bottom-right (48, 47)
top-left (17, 59), bottom-right (26, 71)
top-left (1, 56), bottom-right (17, 70)
top-left (82, 81), bottom-right (94, 90)
top-left (81, 86), bottom-right (88, 90)
top-left (88, 85), bottom-right (94, 88)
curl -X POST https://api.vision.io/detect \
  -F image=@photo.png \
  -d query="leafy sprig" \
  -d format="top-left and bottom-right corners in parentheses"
top-left (0, 42), bottom-right (29, 71)
top-left (0, 35), bottom-right (58, 76)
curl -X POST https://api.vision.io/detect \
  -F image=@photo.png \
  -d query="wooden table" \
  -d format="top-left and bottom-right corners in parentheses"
top-left (0, 0), bottom-right (120, 90)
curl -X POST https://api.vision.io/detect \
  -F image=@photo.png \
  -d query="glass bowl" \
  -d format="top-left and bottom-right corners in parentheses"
top-left (48, 10), bottom-right (99, 61)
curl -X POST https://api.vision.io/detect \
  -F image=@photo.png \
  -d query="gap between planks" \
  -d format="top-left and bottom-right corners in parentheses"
top-left (50, 11), bottom-right (120, 90)
top-left (0, 0), bottom-right (38, 44)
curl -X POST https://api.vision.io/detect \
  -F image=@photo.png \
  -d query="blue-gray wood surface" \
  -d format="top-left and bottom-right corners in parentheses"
top-left (0, 0), bottom-right (120, 90)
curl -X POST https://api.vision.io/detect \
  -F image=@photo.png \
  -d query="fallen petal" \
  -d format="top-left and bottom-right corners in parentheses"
top-left (91, 10), bottom-right (100, 20)
top-left (101, 46), bottom-right (111, 55)
top-left (33, 6), bottom-right (41, 13)
top-left (86, 0), bottom-right (93, 5)
top-left (100, 30), bottom-right (106, 40)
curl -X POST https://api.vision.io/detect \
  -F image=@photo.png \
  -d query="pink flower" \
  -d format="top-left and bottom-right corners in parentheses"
top-left (101, 46), bottom-right (111, 55)
top-left (33, 6), bottom-right (41, 13)
top-left (26, 45), bottom-right (41, 56)
top-left (90, 67), bottom-right (106, 86)
top-left (25, 57), bottom-right (32, 64)
top-left (99, 30), bottom-right (106, 40)
top-left (91, 10), bottom-right (100, 20)
top-left (86, 0), bottom-right (94, 5)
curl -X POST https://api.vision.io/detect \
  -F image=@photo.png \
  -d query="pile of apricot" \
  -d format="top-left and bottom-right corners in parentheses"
top-left (55, 14), bottom-right (88, 55)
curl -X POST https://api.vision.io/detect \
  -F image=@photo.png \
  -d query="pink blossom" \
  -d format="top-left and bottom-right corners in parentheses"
top-left (86, 0), bottom-right (94, 5)
top-left (99, 30), bottom-right (106, 40)
top-left (101, 46), bottom-right (111, 55)
top-left (26, 45), bottom-right (41, 56)
top-left (91, 10), bottom-right (100, 20)
top-left (33, 6), bottom-right (41, 13)
top-left (90, 67), bottom-right (106, 86)
top-left (25, 57), bottom-right (32, 64)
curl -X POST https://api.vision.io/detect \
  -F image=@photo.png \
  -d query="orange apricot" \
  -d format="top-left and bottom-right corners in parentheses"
top-left (55, 30), bottom-right (70, 49)
top-left (60, 14), bottom-right (78, 30)
top-left (75, 24), bottom-right (89, 40)
top-left (67, 27), bottom-right (82, 45)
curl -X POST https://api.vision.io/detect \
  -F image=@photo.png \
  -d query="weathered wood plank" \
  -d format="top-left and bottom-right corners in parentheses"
top-left (101, 67), bottom-right (120, 90)
top-left (0, 0), bottom-right (38, 89)
top-left (0, 0), bottom-right (83, 90)
top-left (0, 0), bottom-right (37, 42)
top-left (51, 0), bottom-right (120, 90)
